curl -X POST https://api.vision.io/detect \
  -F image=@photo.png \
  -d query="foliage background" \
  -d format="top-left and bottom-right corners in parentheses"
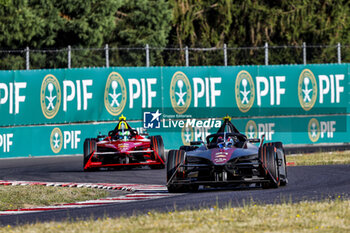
top-left (0, 0), bottom-right (349, 68)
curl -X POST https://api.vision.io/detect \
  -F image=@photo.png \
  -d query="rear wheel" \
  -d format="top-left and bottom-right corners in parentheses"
top-left (83, 138), bottom-right (97, 172)
top-left (260, 145), bottom-right (280, 189)
top-left (273, 142), bottom-right (288, 186)
top-left (150, 135), bottom-right (165, 169)
top-left (166, 150), bottom-right (191, 193)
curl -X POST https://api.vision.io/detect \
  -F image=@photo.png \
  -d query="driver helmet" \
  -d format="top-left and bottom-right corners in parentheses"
top-left (226, 136), bottom-right (234, 147)
top-left (217, 137), bottom-right (225, 148)
top-left (119, 130), bottom-right (130, 137)
top-left (119, 131), bottom-right (129, 140)
top-left (217, 136), bottom-right (224, 148)
top-left (217, 136), bottom-right (224, 143)
top-left (118, 122), bottom-right (130, 139)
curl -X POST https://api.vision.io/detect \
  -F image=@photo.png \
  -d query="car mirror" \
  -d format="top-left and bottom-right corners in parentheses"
top-left (97, 135), bottom-right (106, 141)
top-left (248, 138), bottom-right (260, 143)
top-left (190, 141), bottom-right (203, 146)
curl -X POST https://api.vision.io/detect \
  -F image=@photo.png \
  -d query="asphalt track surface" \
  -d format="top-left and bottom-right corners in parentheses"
top-left (0, 155), bottom-right (349, 226)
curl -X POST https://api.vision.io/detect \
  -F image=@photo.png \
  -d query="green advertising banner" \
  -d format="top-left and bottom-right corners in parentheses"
top-left (0, 115), bottom-right (349, 158)
top-left (0, 64), bottom-right (349, 158)
top-left (0, 64), bottom-right (348, 126)
top-left (0, 68), bottom-right (162, 126)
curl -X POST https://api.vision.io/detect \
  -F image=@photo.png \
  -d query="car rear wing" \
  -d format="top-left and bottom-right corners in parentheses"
top-left (94, 149), bottom-right (153, 155)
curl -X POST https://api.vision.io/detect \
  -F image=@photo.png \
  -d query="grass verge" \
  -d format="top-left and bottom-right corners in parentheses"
top-left (287, 150), bottom-right (350, 166)
top-left (1, 197), bottom-right (349, 232)
top-left (0, 186), bottom-right (109, 211)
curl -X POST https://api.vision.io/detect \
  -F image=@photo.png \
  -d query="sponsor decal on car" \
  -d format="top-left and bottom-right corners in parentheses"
top-left (214, 152), bottom-right (229, 164)
top-left (213, 151), bottom-right (230, 164)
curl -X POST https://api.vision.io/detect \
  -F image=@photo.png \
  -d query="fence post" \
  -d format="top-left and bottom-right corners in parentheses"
top-left (146, 44), bottom-right (149, 67)
top-left (224, 44), bottom-right (227, 66)
top-left (68, 45), bottom-right (71, 69)
top-left (303, 42), bottom-right (307, 65)
top-left (185, 46), bottom-right (189, 67)
top-left (265, 42), bottom-right (268, 65)
top-left (337, 43), bottom-right (341, 64)
top-left (26, 47), bottom-right (30, 70)
top-left (105, 44), bottom-right (109, 68)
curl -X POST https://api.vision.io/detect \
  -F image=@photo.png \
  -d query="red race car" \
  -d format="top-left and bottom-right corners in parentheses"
top-left (83, 115), bottom-right (165, 171)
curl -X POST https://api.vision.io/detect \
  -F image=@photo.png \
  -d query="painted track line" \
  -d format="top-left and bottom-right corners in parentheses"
top-left (0, 180), bottom-right (169, 192)
top-left (0, 180), bottom-right (179, 216)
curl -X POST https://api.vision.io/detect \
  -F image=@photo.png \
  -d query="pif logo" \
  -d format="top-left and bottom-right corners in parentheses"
top-left (245, 120), bottom-right (257, 139)
top-left (308, 118), bottom-right (320, 142)
top-left (170, 71), bottom-right (192, 114)
top-left (235, 70), bottom-right (255, 113)
top-left (0, 133), bottom-right (13, 153)
top-left (298, 69), bottom-right (317, 111)
top-left (181, 125), bottom-right (194, 145)
top-left (41, 74), bottom-right (61, 119)
top-left (50, 127), bottom-right (63, 153)
top-left (104, 72), bottom-right (127, 116)
top-left (245, 120), bottom-right (275, 140)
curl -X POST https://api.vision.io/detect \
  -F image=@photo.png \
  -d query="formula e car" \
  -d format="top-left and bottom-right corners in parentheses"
top-left (166, 116), bottom-right (287, 192)
top-left (83, 115), bottom-right (165, 171)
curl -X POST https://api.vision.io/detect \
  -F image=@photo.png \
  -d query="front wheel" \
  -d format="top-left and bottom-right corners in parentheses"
top-left (150, 135), bottom-right (165, 169)
top-left (274, 142), bottom-right (288, 186)
top-left (166, 150), bottom-right (189, 193)
top-left (260, 145), bottom-right (280, 189)
top-left (83, 138), bottom-right (97, 172)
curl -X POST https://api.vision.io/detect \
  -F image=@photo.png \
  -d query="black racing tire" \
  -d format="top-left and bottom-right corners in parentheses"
top-left (150, 135), bottom-right (165, 169)
top-left (260, 145), bottom-right (280, 189)
top-left (273, 142), bottom-right (287, 186)
top-left (83, 138), bottom-right (97, 172)
top-left (167, 150), bottom-right (189, 193)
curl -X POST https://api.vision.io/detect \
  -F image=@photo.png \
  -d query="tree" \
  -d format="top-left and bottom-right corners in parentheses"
top-left (168, 0), bottom-right (233, 65)
top-left (49, 0), bottom-right (121, 68)
top-left (109, 0), bottom-right (172, 66)
top-left (2, 0), bottom-right (350, 69)
top-left (169, 0), bottom-right (350, 65)
top-left (0, 0), bottom-right (51, 69)
top-left (0, 0), bottom-right (121, 69)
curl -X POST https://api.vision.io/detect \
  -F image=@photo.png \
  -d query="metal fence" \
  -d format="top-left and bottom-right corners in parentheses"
top-left (0, 43), bottom-right (349, 70)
